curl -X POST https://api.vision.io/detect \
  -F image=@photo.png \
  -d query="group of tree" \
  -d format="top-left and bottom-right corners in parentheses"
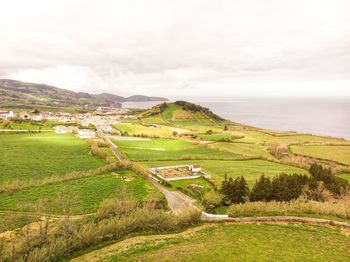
top-left (220, 175), bottom-right (249, 204)
top-left (220, 165), bottom-right (349, 205)
top-left (174, 101), bottom-right (224, 121)
top-left (309, 163), bottom-right (349, 196)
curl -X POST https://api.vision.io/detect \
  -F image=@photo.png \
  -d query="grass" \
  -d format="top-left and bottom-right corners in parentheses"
top-left (290, 145), bottom-right (350, 165)
top-left (86, 223), bottom-right (350, 262)
top-left (197, 132), bottom-right (233, 141)
top-left (0, 121), bottom-right (53, 130)
top-left (230, 126), bottom-right (350, 146)
top-left (113, 123), bottom-right (190, 137)
top-left (111, 138), bottom-right (239, 161)
top-left (0, 132), bottom-right (105, 183)
top-left (0, 170), bottom-right (161, 215)
top-left (337, 173), bottom-right (350, 182)
top-left (142, 159), bottom-right (308, 186)
top-left (207, 142), bottom-right (273, 159)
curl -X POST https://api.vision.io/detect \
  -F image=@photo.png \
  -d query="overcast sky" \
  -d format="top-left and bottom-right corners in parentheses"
top-left (0, 0), bottom-right (350, 97)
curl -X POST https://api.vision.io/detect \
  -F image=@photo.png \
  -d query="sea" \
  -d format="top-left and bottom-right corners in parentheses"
top-left (122, 97), bottom-right (350, 140)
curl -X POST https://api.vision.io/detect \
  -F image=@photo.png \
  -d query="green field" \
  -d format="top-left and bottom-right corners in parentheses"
top-left (0, 170), bottom-right (160, 214)
top-left (290, 145), bottom-right (350, 165)
top-left (207, 142), bottom-right (273, 159)
top-left (229, 126), bottom-right (350, 146)
top-left (76, 223), bottom-right (350, 262)
top-left (113, 122), bottom-right (190, 137)
top-left (337, 173), bottom-right (350, 182)
top-left (141, 159), bottom-right (308, 186)
top-left (197, 132), bottom-right (233, 141)
top-left (111, 138), bottom-right (239, 161)
top-left (0, 132), bottom-right (105, 182)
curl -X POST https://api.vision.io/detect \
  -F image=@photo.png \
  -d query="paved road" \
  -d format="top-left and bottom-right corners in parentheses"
top-left (97, 130), bottom-right (126, 161)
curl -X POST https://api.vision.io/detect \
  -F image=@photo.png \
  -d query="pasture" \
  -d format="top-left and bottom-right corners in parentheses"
top-left (142, 159), bottom-right (308, 186)
top-left (337, 173), bottom-right (350, 182)
top-left (113, 122), bottom-right (190, 137)
top-left (0, 170), bottom-right (161, 215)
top-left (230, 126), bottom-right (350, 146)
top-left (0, 132), bottom-right (105, 183)
top-left (207, 142), bottom-right (273, 159)
top-left (290, 145), bottom-right (350, 165)
top-left (79, 223), bottom-right (350, 262)
top-left (111, 138), bottom-right (239, 161)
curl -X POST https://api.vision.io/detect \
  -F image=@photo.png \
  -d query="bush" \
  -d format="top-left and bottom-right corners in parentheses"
top-left (228, 198), bottom-right (350, 219)
top-left (4, 207), bottom-right (201, 262)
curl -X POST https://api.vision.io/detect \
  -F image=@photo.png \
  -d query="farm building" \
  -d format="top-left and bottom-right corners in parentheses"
top-left (77, 129), bottom-right (96, 139)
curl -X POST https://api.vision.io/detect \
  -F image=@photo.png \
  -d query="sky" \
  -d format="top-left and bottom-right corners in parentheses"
top-left (0, 0), bottom-right (350, 97)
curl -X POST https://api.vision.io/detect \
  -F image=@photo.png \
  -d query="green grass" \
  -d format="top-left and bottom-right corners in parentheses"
top-left (0, 132), bottom-right (105, 183)
top-left (113, 123), bottom-right (190, 137)
top-left (94, 223), bottom-right (350, 262)
top-left (208, 142), bottom-right (273, 159)
top-left (111, 138), bottom-right (239, 161)
top-left (290, 145), bottom-right (350, 165)
top-left (142, 159), bottom-right (308, 186)
top-left (230, 126), bottom-right (350, 146)
top-left (0, 121), bottom-right (53, 130)
top-left (197, 132), bottom-right (233, 141)
top-left (0, 170), bottom-right (161, 215)
top-left (337, 173), bottom-right (350, 182)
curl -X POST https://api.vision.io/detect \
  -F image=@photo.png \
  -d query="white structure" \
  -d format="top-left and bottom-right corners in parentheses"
top-left (32, 114), bottom-right (43, 121)
top-left (54, 125), bottom-right (78, 134)
top-left (77, 129), bottom-right (96, 139)
top-left (0, 111), bottom-right (15, 119)
top-left (190, 164), bottom-right (202, 173)
top-left (149, 164), bottom-right (205, 181)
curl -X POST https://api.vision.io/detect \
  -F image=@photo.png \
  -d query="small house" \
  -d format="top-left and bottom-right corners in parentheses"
top-left (0, 111), bottom-right (14, 119)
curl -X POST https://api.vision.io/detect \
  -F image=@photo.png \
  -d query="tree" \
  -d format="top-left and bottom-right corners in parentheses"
top-left (220, 176), bottom-right (249, 204)
top-left (206, 130), bottom-right (213, 135)
top-left (172, 131), bottom-right (178, 137)
top-left (224, 125), bottom-right (228, 131)
top-left (250, 175), bottom-right (272, 201)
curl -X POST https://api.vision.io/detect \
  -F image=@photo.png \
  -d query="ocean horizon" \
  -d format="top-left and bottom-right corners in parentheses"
top-left (122, 96), bottom-right (350, 140)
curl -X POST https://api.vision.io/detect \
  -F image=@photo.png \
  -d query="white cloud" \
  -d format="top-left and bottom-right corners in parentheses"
top-left (0, 0), bottom-right (350, 97)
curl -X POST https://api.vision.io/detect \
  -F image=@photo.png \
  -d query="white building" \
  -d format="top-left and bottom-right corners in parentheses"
top-left (77, 129), bottom-right (96, 139)
top-left (32, 114), bottom-right (43, 121)
top-left (0, 111), bottom-right (15, 119)
top-left (54, 125), bottom-right (78, 134)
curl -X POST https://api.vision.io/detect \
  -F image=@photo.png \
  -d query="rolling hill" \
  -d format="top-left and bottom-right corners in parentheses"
top-left (140, 101), bottom-right (225, 124)
top-left (0, 79), bottom-right (168, 112)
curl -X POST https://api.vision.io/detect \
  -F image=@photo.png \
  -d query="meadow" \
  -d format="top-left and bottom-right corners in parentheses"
top-left (78, 223), bottom-right (350, 262)
top-left (113, 122), bottom-right (190, 137)
top-left (0, 132), bottom-right (105, 183)
top-left (290, 145), bottom-right (350, 165)
top-left (337, 173), bottom-right (350, 182)
top-left (111, 138), bottom-right (239, 161)
top-left (0, 170), bottom-right (161, 214)
top-left (207, 142), bottom-right (273, 159)
top-left (141, 159), bottom-right (308, 186)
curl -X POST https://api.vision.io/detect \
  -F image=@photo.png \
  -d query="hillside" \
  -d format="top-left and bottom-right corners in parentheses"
top-left (140, 101), bottom-right (225, 124)
top-left (0, 79), bottom-right (168, 112)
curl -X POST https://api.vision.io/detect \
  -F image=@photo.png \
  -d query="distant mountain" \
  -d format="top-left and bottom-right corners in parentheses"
top-left (0, 79), bottom-right (168, 112)
top-left (125, 95), bottom-right (168, 102)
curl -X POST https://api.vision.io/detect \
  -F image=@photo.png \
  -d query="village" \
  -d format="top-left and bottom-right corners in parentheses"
top-left (0, 106), bottom-right (137, 139)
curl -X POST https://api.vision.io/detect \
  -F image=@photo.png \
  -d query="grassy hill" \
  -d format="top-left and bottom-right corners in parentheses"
top-left (0, 79), bottom-right (168, 112)
top-left (140, 101), bottom-right (225, 125)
